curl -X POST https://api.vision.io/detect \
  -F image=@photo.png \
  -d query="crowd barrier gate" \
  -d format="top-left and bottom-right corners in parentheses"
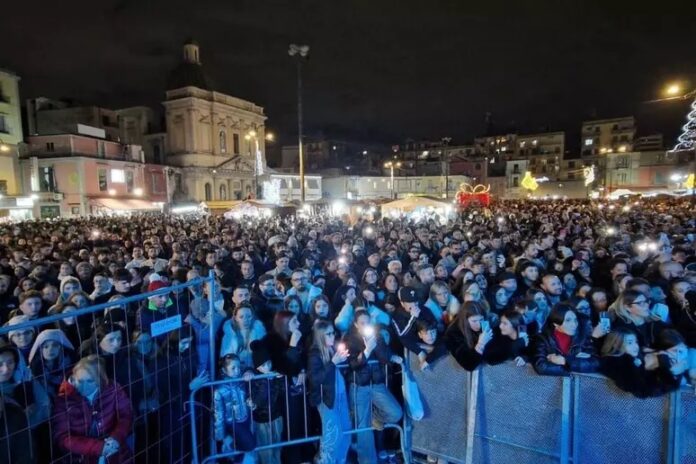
top-left (0, 274), bottom-right (217, 464)
top-left (189, 361), bottom-right (409, 464)
top-left (403, 353), bottom-right (696, 464)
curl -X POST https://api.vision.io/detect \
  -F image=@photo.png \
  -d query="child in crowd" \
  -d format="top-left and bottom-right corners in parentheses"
top-left (214, 354), bottom-right (256, 463)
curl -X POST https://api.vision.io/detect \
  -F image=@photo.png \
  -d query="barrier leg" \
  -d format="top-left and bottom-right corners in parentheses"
top-left (560, 376), bottom-right (571, 464)
top-left (465, 369), bottom-right (480, 464)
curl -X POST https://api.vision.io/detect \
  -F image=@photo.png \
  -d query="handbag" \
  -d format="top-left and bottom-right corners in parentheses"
top-left (402, 364), bottom-right (424, 421)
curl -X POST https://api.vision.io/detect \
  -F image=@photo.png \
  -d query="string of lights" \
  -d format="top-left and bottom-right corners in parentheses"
top-left (671, 96), bottom-right (696, 151)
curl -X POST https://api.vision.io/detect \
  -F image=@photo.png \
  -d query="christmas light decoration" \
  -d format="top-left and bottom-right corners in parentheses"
top-left (672, 96), bottom-right (696, 151)
top-left (521, 171), bottom-right (539, 191)
top-left (583, 165), bottom-right (596, 186)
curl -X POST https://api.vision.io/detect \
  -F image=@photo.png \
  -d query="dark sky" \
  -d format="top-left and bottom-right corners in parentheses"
top-left (3, 0), bottom-right (696, 151)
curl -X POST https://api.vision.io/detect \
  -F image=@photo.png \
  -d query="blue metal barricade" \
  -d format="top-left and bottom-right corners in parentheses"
top-left (406, 353), bottom-right (470, 463)
top-left (675, 386), bottom-right (696, 464)
top-left (470, 363), bottom-right (570, 464)
top-left (189, 361), bottom-right (409, 464)
top-left (0, 274), bottom-right (216, 464)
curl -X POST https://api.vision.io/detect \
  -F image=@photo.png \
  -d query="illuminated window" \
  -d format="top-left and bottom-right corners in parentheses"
top-left (532, 140), bottom-right (538, 146)
top-left (585, 139), bottom-right (593, 146)
top-left (110, 169), bottom-right (125, 183)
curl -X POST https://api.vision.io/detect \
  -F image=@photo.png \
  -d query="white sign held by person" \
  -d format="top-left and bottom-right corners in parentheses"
top-left (151, 314), bottom-right (182, 338)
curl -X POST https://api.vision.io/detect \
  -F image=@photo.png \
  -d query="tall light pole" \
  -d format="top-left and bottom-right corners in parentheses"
top-left (384, 161), bottom-right (401, 199)
top-left (289, 44), bottom-right (310, 203)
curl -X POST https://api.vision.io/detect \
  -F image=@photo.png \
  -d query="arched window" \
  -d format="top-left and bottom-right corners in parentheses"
top-left (219, 184), bottom-right (227, 200)
top-left (204, 182), bottom-right (212, 201)
top-left (219, 130), bottom-right (227, 153)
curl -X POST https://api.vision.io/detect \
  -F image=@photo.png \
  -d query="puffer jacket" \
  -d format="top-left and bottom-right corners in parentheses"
top-left (213, 381), bottom-right (250, 440)
top-left (52, 380), bottom-right (133, 464)
top-left (532, 329), bottom-right (600, 376)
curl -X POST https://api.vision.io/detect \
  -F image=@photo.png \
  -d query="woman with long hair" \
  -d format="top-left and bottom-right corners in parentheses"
top-left (307, 320), bottom-right (350, 464)
top-left (444, 301), bottom-right (494, 371)
top-left (533, 303), bottom-right (599, 376)
top-left (600, 327), bottom-right (685, 398)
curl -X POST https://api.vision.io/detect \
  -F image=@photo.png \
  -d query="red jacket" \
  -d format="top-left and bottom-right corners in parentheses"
top-left (52, 380), bottom-right (133, 464)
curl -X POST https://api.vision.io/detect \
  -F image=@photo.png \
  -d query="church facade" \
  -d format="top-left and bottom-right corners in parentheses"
top-left (164, 41), bottom-right (268, 202)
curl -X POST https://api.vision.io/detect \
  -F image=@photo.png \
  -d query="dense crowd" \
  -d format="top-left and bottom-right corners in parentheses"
top-left (0, 198), bottom-right (695, 464)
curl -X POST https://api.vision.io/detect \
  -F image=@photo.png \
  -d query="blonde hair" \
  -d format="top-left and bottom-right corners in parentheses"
top-left (312, 320), bottom-right (334, 364)
top-left (73, 355), bottom-right (108, 387)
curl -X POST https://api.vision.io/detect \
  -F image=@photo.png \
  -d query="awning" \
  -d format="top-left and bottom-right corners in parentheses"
top-left (199, 200), bottom-right (243, 210)
top-left (91, 198), bottom-right (161, 211)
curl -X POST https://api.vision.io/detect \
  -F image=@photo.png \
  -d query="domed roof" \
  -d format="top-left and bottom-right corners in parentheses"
top-left (166, 61), bottom-right (212, 91)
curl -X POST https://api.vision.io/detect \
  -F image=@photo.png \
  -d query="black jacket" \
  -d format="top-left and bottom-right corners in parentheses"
top-left (613, 318), bottom-right (670, 350)
top-left (307, 347), bottom-right (343, 408)
top-left (343, 328), bottom-right (390, 386)
top-left (484, 328), bottom-right (529, 365)
top-left (669, 298), bottom-right (696, 348)
top-left (267, 332), bottom-right (305, 377)
top-left (391, 305), bottom-right (437, 355)
top-left (443, 322), bottom-right (485, 371)
top-left (600, 353), bottom-right (682, 398)
top-left (532, 330), bottom-right (599, 376)
top-left (250, 373), bottom-right (285, 423)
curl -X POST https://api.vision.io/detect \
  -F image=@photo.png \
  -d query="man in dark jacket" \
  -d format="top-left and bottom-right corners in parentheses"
top-left (392, 287), bottom-right (437, 356)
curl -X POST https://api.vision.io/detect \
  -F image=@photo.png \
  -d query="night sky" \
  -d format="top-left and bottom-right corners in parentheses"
top-left (3, 0), bottom-right (696, 152)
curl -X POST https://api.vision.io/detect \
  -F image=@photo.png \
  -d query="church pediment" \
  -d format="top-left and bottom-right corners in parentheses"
top-left (215, 155), bottom-right (254, 172)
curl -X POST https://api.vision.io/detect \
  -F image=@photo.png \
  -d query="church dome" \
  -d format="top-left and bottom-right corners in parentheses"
top-left (166, 40), bottom-right (213, 91)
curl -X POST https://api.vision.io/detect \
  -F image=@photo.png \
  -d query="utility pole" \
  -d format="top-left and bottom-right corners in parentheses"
top-left (289, 44), bottom-right (310, 203)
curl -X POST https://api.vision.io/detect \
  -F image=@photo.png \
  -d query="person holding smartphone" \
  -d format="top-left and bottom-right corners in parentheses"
top-left (344, 309), bottom-right (403, 464)
top-left (444, 301), bottom-right (495, 371)
top-left (308, 320), bottom-right (351, 464)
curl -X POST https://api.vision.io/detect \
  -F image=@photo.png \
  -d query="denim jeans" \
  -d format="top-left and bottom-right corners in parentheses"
top-left (254, 416), bottom-right (283, 464)
top-left (317, 402), bottom-right (351, 464)
top-left (349, 383), bottom-right (403, 464)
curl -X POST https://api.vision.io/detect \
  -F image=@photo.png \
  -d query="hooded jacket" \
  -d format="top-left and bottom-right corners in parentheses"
top-left (52, 380), bottom-right (133, 464)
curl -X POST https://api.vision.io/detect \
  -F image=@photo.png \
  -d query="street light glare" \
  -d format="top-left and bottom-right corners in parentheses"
top-left (666, 83), bottom-right (682, 96)
top-left (0, 144), bottom-right (9, 152)
top-left (265, 132), bottom-right (275, 142)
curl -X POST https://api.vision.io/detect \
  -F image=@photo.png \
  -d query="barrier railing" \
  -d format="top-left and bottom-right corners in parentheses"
top-left (189, 361), bottom-right (409, 464)
top-left (0, 274), bottom-right (216, 464)
top-left (403, 353), bottom-right (696, 464)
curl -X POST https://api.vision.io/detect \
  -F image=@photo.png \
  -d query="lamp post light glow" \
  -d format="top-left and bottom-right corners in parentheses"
top-left (666, 84), bottom-right (682, 96)
top-left (384, 161), bottom-right (401, 199)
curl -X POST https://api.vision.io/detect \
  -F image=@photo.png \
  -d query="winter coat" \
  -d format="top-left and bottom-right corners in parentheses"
top-left (267, 332), bottom-right (305, 377)
top-left (391, 305), bottom-right (437, 355)
top-left (307, 347), bottom-right (344, 408)
top-left (250, 373), bottom-right (285, 423)
top-left (0, 397), bottom-right (34, 464)
top-left (334, 302), bottom-right (391, 334)
top-left (343, 327), bottom-right (391, 386)
top-left (600, 354), bottom-right (682, 398)
top-left (669, 298), bottom-right (696, 348)
top-left (213, 381), bottom-right (251, 440)
top-left (443, 322), bottom-right (489, 371)
top-left (484, 328), bottom-right (529, 365)
top-left (219, 319), bottom-right (267, 368)
top-left (612, 318), bottom-right (670, 350)
top-left (532, 329), bottom-right (599, 376)
top-left (52, 380), bottom-right (133, 464)
top-left (136, 298), bottom-right (177, 338)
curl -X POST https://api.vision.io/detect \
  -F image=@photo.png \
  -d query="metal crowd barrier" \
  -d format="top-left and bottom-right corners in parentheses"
top-left (0, 274), bottom-right (216, 464)
top-left (189, 361), bottom-right (409, 464)
top-left (403, 353), bottom-right (696, 464)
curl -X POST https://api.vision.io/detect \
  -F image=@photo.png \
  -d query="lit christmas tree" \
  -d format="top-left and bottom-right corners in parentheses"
top-left (671, 96), bottom-right (696, 151)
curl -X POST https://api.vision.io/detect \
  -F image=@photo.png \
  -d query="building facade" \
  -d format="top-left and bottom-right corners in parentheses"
top-left (322, 174), bottom-right (471, 200)
top-left (20, 133), bottom-right (167, 217)
top-left (163, 41), bottom-right (268, 202)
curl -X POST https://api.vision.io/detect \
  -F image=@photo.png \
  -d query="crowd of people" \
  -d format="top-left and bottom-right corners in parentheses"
top-left (0, 197), bottom-right (695, 464)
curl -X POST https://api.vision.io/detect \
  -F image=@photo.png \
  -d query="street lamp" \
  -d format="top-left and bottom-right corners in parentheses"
top-left (288, 43), bottom-right (310, 202)
top-left (384, 161), bottom-right (401, 199)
